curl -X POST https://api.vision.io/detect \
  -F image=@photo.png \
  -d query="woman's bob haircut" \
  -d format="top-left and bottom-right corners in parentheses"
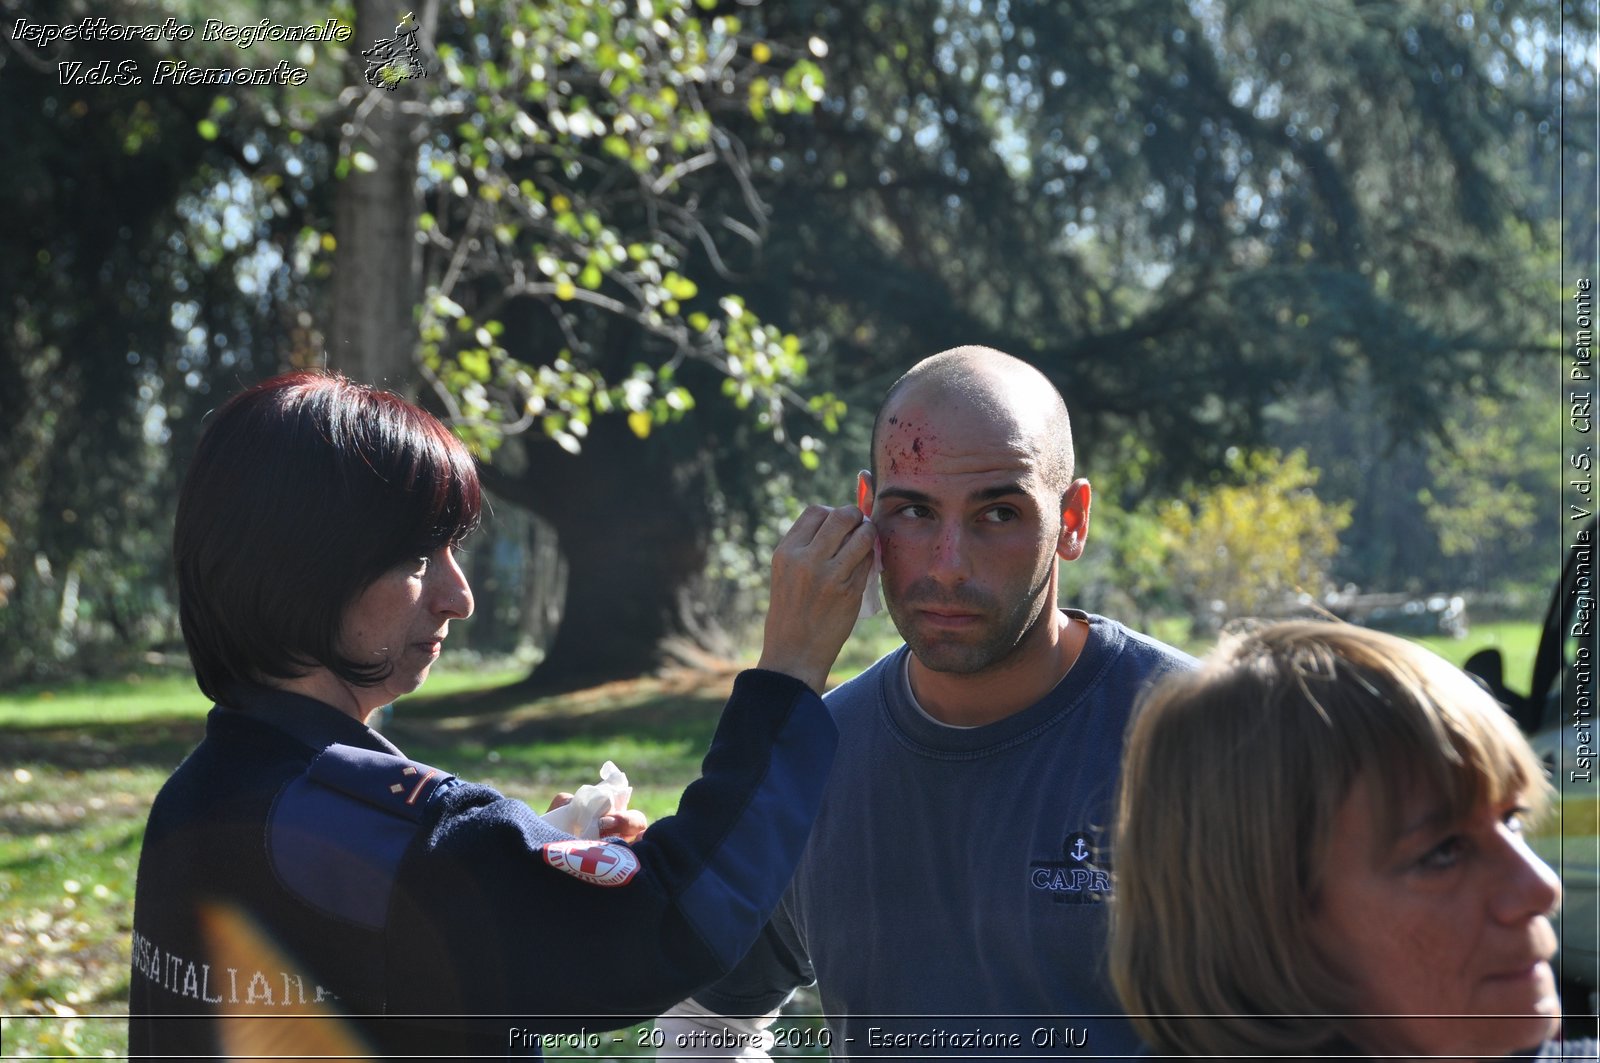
top-left (175, 370), bottom-right (482, 702)
top-left (1109, 620), bottom-right (1549, 1058)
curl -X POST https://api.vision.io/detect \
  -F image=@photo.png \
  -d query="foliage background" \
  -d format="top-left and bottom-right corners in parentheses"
top-left (0, 0), bottom-right (1594, 1050)
top-left (0, 0), bottom-right (1590, 688)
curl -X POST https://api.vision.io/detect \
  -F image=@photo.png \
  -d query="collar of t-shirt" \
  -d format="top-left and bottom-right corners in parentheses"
top-left (896, 605), bottom-right (1094, 739)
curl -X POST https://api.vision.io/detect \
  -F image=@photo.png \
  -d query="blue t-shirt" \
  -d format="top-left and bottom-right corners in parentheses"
top-left (694, 612), bottom-right (1196, 1061)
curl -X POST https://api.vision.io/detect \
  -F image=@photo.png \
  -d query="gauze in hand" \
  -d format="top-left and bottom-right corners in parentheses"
top-left (540, 760), bottom-right (633, 839)
top-left (857, 528), bottom-right (884, 620)
top-left (856, 472), bottom-right (884, 620)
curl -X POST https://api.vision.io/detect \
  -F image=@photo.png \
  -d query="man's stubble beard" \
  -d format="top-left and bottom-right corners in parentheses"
top-left (886, 558), bottom-right (1057, 676)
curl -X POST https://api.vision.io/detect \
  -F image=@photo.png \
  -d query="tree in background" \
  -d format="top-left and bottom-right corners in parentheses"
top-left (329, 0), bottom-right (436, 391)
top-left (1269, 359), bottom-right (1565, 602)
top-left (3, 0), bottom-right (1590, 685)
top-left (376, 0), bottom-right (841, 686)
top-left (728, 0), bottom-right (1586, 633)
top-left (1, 0), bottom-right (837, 687)
top-left (734, 0), bottom-right (1581, 480)
top-left (1419, 382), bottom-right (1563, 592)
top-left (1158, 448), bottom-right (1353, 631)
top-left (0, 0), bottom-right (328, 682)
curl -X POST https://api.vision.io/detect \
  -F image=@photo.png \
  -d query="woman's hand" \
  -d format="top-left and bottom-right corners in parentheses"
top-left (756, 505), bottom-right (876, 694)
top-left (545, 793), bottom-right (650, 843)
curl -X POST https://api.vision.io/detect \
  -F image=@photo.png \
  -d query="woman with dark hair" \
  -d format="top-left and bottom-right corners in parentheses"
top-left (1110, 621), bottom-right (1592, 1061)
top-left (128, 370), bottom-right (874, 1057)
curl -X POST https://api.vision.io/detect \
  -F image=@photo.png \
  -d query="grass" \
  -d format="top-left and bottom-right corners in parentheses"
top-left (0, 661), bottom-right (529, 729)
top-left (0, 617), bottom-right (1548, 1057)
top-left (1413, 619), bottom-right (1543, 697)
top-left (0, 673), bottom-right (211, 728)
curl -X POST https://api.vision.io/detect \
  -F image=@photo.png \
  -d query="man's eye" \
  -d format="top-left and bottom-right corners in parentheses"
top-left (980, 507), bottom-right (1018, 523)
top-left (899, 504), bottom-right (931, 519)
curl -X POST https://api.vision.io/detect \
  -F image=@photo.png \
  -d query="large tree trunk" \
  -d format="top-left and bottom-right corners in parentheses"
top-left (482, 415), bottom-right (734, 695)
top-left (323, 7), bottom-right (734, 693)
top-left (328, 0), bottom-right (436, 389)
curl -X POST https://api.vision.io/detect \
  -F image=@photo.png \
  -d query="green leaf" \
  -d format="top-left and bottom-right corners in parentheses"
top-left (459, 349), bottom-right (491, 382)
top-left (663, 272), bottom-right (698, 300)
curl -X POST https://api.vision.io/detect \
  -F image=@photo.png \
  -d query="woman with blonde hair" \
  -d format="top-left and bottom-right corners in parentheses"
top-left (1111, 620), bottom-right (1589, 1060)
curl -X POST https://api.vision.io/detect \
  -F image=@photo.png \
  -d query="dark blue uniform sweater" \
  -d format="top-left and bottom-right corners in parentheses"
top-left (127, 670), bottom-right (835, 1058)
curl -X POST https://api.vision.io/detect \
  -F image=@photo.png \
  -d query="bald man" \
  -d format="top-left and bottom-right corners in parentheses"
top-left (657, 347), bottom-right (1195, 1060)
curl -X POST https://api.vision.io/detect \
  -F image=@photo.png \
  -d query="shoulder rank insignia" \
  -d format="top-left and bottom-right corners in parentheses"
top-left (540, 838), bottom-right (639, 887)
top-left (272, 744), bottom-right (456, 929)
top-left (307, 743), bottom-right (455, 822)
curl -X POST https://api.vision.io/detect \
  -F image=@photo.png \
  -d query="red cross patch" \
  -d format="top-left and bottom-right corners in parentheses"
top-left (540, 838), bottom-right (640, 887)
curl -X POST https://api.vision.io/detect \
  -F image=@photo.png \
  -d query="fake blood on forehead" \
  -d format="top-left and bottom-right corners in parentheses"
top-left (883, 415), bottom-right (938, 475)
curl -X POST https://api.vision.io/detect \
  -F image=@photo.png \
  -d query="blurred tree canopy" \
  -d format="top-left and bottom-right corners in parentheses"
top-left (1268, 358), bottom-right (1565, 599)
top-left (0, 0), bottom-right (326, 682)
top-left (738, 0), bottom-right (1579, 464)
top-left (740, 0), bottom-right (1586, 618)
top-left (0, 0), bottom-right (1590, 687)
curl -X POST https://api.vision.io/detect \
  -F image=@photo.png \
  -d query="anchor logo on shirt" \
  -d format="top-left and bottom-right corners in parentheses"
top-left (1029, 831), bottom-right (1110, 904)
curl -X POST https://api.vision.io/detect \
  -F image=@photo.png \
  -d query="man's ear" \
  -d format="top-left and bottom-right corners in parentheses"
top-left (1058, 479), bottom-right (1091, 561)
top-left (857, 470), bottom-right (875, 518)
